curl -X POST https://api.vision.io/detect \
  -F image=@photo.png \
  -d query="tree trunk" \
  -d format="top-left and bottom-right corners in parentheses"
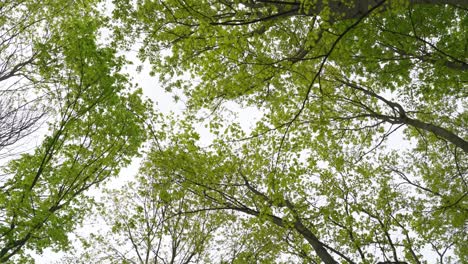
top-left (404, 117), bottom-right (468, 152)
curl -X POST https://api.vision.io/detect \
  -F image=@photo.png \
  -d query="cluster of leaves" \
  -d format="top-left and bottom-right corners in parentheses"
top-left (0, 0), bottom-right (149, 262)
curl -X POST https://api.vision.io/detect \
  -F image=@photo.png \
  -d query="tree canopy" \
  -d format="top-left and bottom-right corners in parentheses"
top-left (1, 0), bottom-right (467, 263)
top-left (0, 0), bottom-right (149, 262)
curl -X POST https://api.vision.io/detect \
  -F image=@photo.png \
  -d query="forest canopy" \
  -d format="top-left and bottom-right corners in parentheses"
top-left (0, 0), bottom-right (466, 263)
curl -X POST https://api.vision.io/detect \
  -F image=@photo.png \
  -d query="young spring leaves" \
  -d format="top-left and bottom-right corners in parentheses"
top-left (0, 1), bottom-right (149, 261)
top-left (109, 1), bottom-right (467, 263)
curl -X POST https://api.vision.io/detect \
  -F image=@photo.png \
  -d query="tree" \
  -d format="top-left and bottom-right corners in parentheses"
top-left (64, 134), bottom-right (313, 264)
top-left (64, 167), bottom-right (220, 264)
top-left (115, 0), bottom-right (467, 151)
top-left (0, 0), bottom-right (149, 261)
top-left (0, 0), bottom-right (51, 157)
top-left (104, 0), bottom-right (467, 263)
top-left (127, 116), bottom-right (464, 263)
top-left (0, 95), bottom-right (45, 158)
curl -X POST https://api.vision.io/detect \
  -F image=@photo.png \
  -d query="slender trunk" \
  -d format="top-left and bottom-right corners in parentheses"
top-left (294, 220), bottom-right (339, 264)
top-left (404, 117), bottom-right (468, 152)
top-left (234, 206), bottom-right (339, 264)
top-left (337, 79), bottom-right (468, 153)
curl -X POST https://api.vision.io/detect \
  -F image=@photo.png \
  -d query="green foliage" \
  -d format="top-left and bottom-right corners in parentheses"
top-left (63, 165), bottom-right (221, 263)
top-left (107, 0), bottom-right (467, 263)
top-left (2, 0), bottom-right (466, 263)
top-left (0, 0), bottom-right (149, 261)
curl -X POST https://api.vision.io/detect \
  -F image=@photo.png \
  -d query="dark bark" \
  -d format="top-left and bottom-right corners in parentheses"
top-left (336, 79), bottom-right (468, 153)
top-left (293, 220), bottom-right (339, 264)
top-left (237, 172), bottom-right (340, 263)
top-left (230, 205), bottom-right (339, 264)
top-left (404, 116), bottom-right (468, 153)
